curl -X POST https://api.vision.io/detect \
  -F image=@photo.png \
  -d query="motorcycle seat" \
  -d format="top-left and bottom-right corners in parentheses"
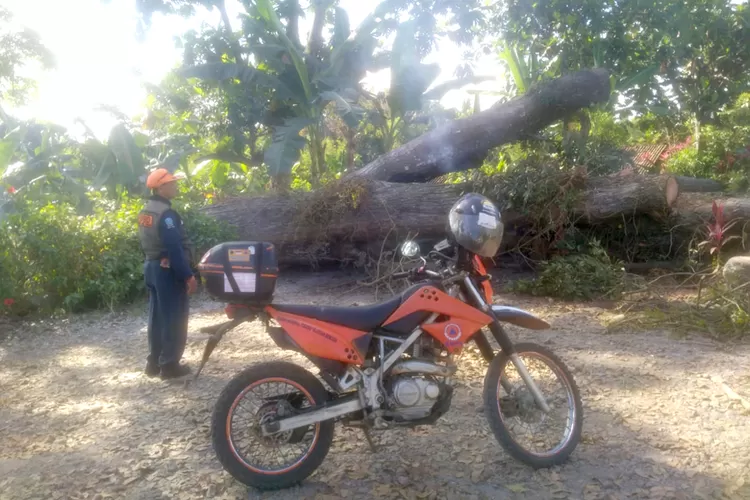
top-left (272, 284), bottom-right (424, 331)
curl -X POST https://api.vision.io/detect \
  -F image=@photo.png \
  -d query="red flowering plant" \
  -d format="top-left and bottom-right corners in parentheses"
top-left (697, 200), bottom-right (739, 267)
top-left (1, 297), bottom-right (15, 316)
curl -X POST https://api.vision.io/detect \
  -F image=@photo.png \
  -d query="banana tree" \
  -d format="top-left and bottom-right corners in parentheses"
top-left (176, 0), bottom-right (488, 187)
top-left (0, 109), bottom-right (153, 221)
top-left (361, 21), bottom-right (494, 154)
top-left (180, 0), bottom-right (384, 188)
top-left (0, 113), bottom-right (92, 218)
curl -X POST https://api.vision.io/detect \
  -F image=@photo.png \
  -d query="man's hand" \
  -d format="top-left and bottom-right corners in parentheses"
top-left (186, 276), bottom-right (198, 295)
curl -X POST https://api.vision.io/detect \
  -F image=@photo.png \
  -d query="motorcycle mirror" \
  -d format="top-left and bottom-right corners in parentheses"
top-left (400, 240), bottom-right (420, 258)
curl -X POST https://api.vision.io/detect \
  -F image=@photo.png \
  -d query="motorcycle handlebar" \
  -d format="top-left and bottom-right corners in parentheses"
top-left (391, 267), bottom-right (447, 282)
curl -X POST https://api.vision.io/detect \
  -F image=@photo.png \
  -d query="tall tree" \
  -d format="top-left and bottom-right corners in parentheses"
top-left (136, 0), bottom-right (485, 189)
top-left (489, 0), bottom-right (750, 145)
top-left (0, 7), bottom-right (54, 105)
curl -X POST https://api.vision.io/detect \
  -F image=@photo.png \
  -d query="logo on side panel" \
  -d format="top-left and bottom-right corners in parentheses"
top-left (444, 323), bottom-right (462, 342)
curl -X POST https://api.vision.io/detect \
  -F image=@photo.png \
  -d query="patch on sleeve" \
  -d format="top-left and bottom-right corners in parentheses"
top-left (164, 217), bottom-right (176, 229)
top-left (138, 214), bottom-right (154, 227)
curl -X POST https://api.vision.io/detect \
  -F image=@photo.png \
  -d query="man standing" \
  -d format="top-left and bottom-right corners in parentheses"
top-left (138, 168), bottom-right (197, 379)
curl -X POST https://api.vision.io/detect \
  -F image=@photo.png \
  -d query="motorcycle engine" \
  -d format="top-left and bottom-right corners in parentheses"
top-left (386, 375), bottom-right (441, 420)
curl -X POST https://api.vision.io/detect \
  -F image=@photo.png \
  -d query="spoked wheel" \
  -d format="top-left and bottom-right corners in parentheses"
top-left (211, 361), bottom-right (334, 491)
top-left (483, 342), bottom-right (583, 468)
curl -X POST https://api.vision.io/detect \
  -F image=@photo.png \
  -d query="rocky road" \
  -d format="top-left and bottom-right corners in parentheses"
top-left (1, 272), bottom-right (749, 500)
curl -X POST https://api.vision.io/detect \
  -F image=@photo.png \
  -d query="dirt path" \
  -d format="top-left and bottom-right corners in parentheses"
top-left (1, 272), bottom-right (750, 500)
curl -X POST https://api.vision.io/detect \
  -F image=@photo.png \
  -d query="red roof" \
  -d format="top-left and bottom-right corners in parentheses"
top-left (623, 144), bottom-right (669, 174)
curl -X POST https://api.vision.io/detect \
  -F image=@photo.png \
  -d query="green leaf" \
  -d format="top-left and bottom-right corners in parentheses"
top-left (388, 63), bottom-right (440, 118)
top-left (319, 90), bottom-right (364, 128)
top-left (191, 159), bottom-right (213, 177)
top-left (181, 62), bottom-right (299, 101)
top-left (500, 45), bottom-right (529, 94)
top-left (181, 62), bottom-right (250, 81)
top-left (92, 152), bottom-right (117, 190)
top-left (253, 0), bottom-right (313, 103)
top-left (264, 117), bottom-right (312, 176)
top-left (616, 65), bottom-right (659, 92)
top-left (131, 131), bottom-right (150, 150)
top-left (210, 161), bottom-right (229, 188)
top-left (247, 42), bottom-right (291, 69)
top-left (0, 138), bottom-right (16, 170)
top-left (332, 7), bottom-right (350, 49)
top-left (107, 124), bottom-right (146, 187)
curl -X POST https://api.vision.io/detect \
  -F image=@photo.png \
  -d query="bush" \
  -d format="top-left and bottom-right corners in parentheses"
top-left (664, 124), bottom-right (750, 184)
top-left (509, 240), bottom-right (625, 301)
top-left (0, 196), bottom-right (236, 316)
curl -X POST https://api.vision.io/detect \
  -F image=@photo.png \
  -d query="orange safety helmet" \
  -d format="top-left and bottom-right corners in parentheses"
top-left (146, 168), bottom-right (183, 189)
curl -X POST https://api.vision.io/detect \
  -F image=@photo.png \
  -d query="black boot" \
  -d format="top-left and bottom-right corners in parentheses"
top-left (160, 362), bottom-right (191, 379)
top-left (144, 360), bottom-right (160, 377)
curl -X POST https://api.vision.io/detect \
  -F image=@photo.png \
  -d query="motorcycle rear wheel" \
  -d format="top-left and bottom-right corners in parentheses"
top-left (483, 342), bottom-right (583, 468)
top-left (211, 361), bottom-right (334, 491)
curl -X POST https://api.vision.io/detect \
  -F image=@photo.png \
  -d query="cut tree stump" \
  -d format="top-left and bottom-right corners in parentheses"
top-left (583, 174), bottom-right (679, 221)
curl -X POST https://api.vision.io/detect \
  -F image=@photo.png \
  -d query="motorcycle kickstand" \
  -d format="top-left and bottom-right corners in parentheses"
top-left (357, 391), bottom-right (378, 453)
top-left (361, 426), bottom-right (377, 453)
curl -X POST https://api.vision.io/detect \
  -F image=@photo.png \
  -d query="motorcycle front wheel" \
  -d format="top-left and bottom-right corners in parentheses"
top-left (483, 342), bottom-right (583, 468)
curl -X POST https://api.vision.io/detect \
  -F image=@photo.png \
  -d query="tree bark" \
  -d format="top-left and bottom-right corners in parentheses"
top-left (674, 176), bottom-right (724, 193)
top-left (347, 69), bottom-right (612, 183)
top-left (203, 174), bottom-right (680, 266)
top-left (216, 0), bottom-right (244, 65)
top-left (672, 194), bottom-right (750, 230)
top-left (582, 174), bottom-right (679, 221)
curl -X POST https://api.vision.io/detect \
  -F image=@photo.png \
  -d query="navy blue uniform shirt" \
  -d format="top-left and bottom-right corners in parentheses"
top-left (158, 209), bottom-right (193, 281)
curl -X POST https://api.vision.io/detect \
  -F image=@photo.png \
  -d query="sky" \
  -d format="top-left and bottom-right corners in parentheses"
top-left (4, 0), bottom-right (505, 140)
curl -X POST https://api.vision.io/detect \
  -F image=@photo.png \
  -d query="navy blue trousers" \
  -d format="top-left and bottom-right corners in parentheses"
top-left (144, 260), bottom-right (189, 366)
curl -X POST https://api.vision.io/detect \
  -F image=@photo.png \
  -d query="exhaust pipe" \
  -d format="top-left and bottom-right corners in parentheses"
top-left (389, 360), bottom-right (457, 377)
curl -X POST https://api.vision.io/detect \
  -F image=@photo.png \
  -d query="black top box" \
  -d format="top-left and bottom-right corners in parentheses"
top-left (198, 241), bottom-right (278, 303)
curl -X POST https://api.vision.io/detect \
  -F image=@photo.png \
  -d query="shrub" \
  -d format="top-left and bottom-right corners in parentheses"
top-left (0, 196), bottom-right (236, 316)
top-left (664, 125), bottom-right (750, 183)
top-left (509, 240), bottom-right (625, 301)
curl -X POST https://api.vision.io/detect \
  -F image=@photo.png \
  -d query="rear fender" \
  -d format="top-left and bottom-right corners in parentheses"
top-left (264, 306), bottom-right (371, 365)
top-left (491, 305), bottom-right (550, 330)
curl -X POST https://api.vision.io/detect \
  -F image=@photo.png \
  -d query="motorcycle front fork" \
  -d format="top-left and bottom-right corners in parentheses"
top-left (473, 326), bottom-right (551, 413)
top-left (463, 277), bottom-right (551, 413)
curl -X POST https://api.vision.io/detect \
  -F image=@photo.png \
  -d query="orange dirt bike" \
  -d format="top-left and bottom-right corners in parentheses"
top-left (192, 197), bottom-right (583, 491)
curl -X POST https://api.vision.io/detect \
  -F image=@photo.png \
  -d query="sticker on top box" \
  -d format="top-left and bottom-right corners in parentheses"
top-left (228, 248), bottom-right (251, 262)
top-left (224, 272), bottom-right (257, 293)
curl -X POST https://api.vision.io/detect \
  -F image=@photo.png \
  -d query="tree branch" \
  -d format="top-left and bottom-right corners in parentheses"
top-left (216, 0), bottom-right (244, 65)
top-left (284, 0), bottom-right (302, 49)
top-left (306, 0), bottom-right (331, 63)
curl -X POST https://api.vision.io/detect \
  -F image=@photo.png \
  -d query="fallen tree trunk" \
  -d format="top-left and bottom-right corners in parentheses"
top-left (673, 194), bottom-right (750, 231)
top-left (348, 69), bottom-right (612, 183)
top-left (674, 176), bottom-right (724, 193)
top-left (203, 174), bottom-right (680, 266)
top-left (583, 174), bottom-right (679, 221)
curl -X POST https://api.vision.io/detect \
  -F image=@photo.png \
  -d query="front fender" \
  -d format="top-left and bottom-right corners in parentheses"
top-left (491, 305), bottom-right (550, 330)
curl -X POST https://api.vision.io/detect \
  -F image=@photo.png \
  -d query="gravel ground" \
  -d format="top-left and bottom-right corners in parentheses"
top-left (1, 271), bottom-right (750, 500)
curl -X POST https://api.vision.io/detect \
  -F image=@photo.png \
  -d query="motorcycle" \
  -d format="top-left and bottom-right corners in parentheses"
top-left (192, 226), bottom-right (582, 491)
